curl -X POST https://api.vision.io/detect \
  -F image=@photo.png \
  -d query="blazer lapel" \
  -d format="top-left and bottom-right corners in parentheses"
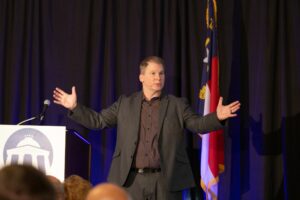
top-left (130, 91), bottom-right (143, 137)
top-left (157, 93), bottom-right (169, 138)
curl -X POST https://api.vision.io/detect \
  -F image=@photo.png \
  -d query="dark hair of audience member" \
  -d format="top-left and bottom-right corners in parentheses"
top-left (64, 174), bottom-right (92, 200)
top-left (47, 175), bottom-right (64, 200)
top-left (0, 164), bottom-right (56, 200)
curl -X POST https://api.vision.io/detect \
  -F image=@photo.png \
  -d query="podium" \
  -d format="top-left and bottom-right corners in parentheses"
top-left (0, 125), bottom-right (90, 181)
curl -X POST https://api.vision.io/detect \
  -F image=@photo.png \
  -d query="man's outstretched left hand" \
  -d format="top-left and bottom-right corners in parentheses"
top-left (216, 97), bottom-right (241, 121)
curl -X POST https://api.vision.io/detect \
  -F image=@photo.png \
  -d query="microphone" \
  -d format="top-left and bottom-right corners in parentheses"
top-left (17, 99), bottom-right (51, 125)
top-left (38, 99), bottom-right (51, 121)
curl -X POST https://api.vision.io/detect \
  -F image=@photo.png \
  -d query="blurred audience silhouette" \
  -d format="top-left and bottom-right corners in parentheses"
top-left (0, 164), bottom-right (132, 200)
top-left (64, 174), bottom-right (92, 200)
top-left (86, 183), bottom-right (131, 200)
top-left (47, 175), bottom-right (64, 200)
top-left (0, 164), bottom-right (56, 200)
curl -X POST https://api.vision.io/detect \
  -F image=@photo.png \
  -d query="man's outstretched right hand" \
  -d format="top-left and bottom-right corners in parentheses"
top-left (53, 86), bottom-right (77, 110)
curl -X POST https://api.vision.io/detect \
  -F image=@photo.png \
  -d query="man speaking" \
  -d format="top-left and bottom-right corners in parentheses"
top-left (53, 56), bottom-right (240, 200)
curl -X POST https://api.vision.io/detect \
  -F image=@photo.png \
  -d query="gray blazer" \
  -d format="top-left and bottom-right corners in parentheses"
top-left (69, 91), bottom-right (224, 191)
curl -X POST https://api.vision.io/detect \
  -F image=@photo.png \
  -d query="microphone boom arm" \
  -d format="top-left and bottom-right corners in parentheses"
top-left (16, 99), bottom-right (51, 125)
top-left (17, 116), bottom-right (38, 125)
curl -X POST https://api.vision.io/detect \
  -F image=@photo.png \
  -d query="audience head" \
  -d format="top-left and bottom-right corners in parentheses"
top-left (64, 174), bottom-right (92, 200)
top-left (0, 164), bottom-right (55, 200)
top-left (86, 183), bottom-right (131, 200)
top-left (47, 175), bottom-right (64, 200)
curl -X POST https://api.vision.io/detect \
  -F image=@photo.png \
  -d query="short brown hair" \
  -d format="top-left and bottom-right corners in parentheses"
top-left (64, 175), bottom-right (92, 200)
top-left (139, 56), bottom-right (165, 73)
top-left (0, 164), bottom-right (56, 200)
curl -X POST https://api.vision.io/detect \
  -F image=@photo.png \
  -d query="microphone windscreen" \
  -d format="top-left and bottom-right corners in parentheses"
top-left (44, 99), bottom-right (51, 106)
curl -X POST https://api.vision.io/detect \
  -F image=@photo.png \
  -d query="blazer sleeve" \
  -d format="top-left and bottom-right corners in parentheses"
top-left (180, 98), bottom-right (224, 133)
top-left (67, 96), bottom-right (122, 130)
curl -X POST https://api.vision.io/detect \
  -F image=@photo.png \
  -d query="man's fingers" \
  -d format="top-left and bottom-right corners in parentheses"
top-left (71, 86), bottom-right (76, 96)
top-left (53, 91), bottom-right (63, 100)
top-left (53, 100), bottom-right (62, 105)
top-left (55, 87), bottom-right (66, 95)
top-left (229, 104), bottom-right (241, 114)
top-left (231, 108), bottom-right (239, 113)
top-left (218, 97), bottom-right (223, 106)
top-left (230, 101), bottom-right (240, 109)
top-left (229, 101), bottom-right (240, 107)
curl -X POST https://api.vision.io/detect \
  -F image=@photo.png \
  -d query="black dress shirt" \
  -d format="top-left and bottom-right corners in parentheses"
top-left (133, 97), bottom-right (161, 168)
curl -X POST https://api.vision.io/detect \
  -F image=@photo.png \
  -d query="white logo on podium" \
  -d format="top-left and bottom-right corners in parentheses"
top-left (3, 128), bottom-right (53, 172)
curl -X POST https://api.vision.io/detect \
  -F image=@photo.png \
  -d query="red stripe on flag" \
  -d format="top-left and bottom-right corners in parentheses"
top-left (210, 56), bottom-right (220, 110)
top-left (208, 56), bottom-right (224, 178)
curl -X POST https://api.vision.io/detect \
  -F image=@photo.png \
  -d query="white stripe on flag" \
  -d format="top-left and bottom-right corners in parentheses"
top-left (200, 84), bottom-right (218, 199)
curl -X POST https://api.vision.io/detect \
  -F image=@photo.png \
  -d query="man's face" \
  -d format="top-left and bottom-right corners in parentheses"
top-left (139, 61), bottom-right (165, 93)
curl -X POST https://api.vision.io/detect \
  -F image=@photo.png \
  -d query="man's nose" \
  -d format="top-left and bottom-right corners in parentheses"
top-left (154, 74), bottom-right (160, 80)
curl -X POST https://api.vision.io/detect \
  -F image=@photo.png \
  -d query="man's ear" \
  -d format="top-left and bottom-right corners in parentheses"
top-left (139, 74), bottom-right (144, 83)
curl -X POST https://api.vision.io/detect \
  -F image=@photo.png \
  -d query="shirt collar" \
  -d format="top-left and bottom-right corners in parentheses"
top-left (142, 94), bottom-right (161, 102)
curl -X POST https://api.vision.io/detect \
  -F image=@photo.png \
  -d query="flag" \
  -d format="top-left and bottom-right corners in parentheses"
top-left (199, 0), bottom-right (224, 199)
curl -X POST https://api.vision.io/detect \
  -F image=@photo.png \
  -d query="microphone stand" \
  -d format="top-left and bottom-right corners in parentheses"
top-left (17, 116), bottom-right (39, 125)
top-left (17, 99), bottom-right (50, 125)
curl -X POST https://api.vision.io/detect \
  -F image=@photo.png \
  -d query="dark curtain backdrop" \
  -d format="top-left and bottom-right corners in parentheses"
top-left (1, 0), bottom-right (299, 199)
